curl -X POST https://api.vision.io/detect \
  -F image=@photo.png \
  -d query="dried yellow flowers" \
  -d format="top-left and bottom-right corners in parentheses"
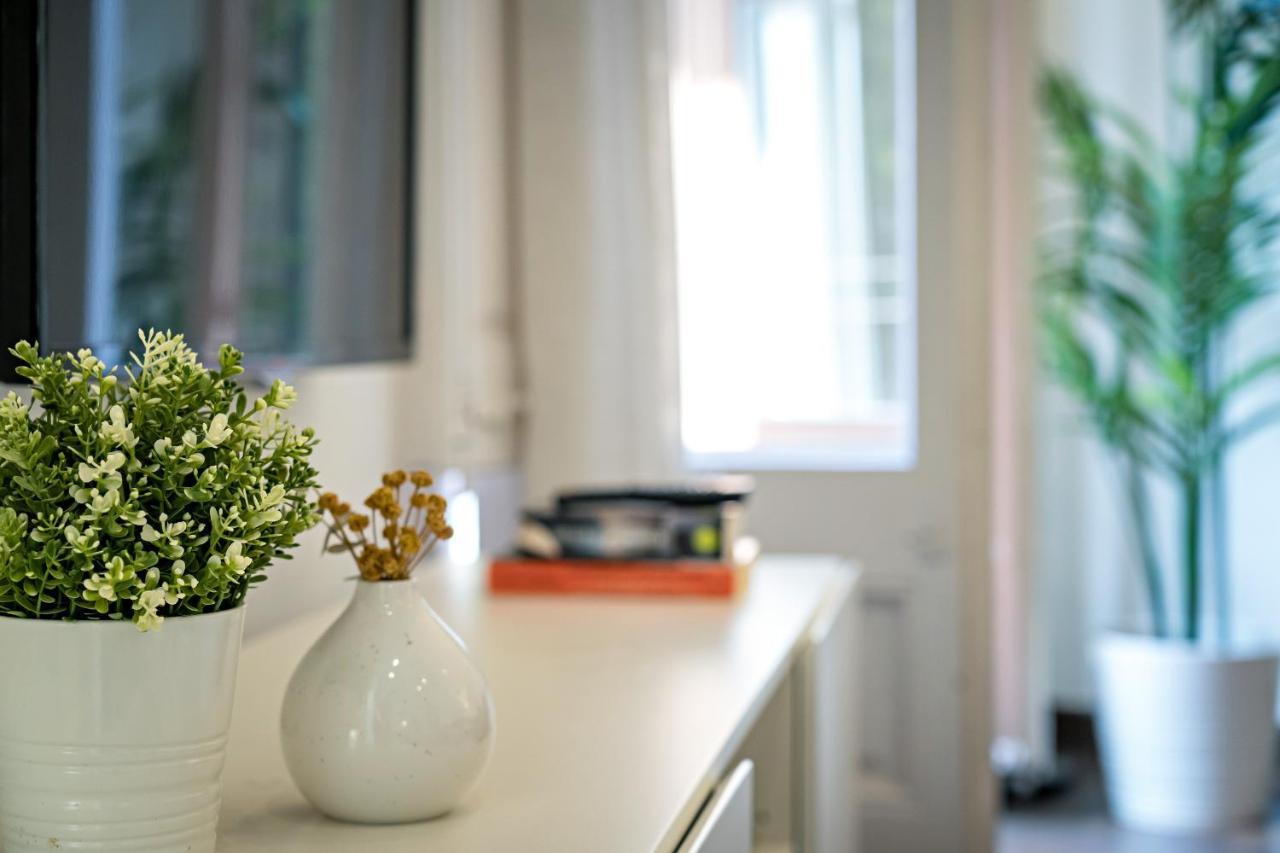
top-left (319, 470), bottom-right (453, 581)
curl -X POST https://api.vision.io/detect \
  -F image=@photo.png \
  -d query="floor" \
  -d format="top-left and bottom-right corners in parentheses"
top-left (997, 722), bottom-right (1280, 853)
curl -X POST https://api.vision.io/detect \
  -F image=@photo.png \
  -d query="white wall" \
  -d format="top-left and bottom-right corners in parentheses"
top-left (1036, 0), bottom-right (1172, 709)
top-left (251, 0), bottom-right (517, 636)
top-left (1035, 0), bottom-right (1280, 708)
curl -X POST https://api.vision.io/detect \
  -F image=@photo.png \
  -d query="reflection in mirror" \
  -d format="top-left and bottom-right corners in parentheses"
top-left (39, 0), bottom-right (413, 368)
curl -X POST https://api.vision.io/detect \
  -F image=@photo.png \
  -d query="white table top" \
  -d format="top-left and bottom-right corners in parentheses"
top-left (216, 555), bottom-right (854, 853)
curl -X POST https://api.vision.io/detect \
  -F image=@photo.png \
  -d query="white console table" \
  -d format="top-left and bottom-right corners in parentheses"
top-left (216, 555), bottom-right (860, 853)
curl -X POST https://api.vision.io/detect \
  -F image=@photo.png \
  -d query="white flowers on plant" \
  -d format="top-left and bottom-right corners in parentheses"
top-left (99, 405), bottom-right (138, 450)
top-left (0, 330), bottom-right (320, 631)
top-left (63, 525), bottom-right (100, 555)
top-left (204, 413), bottom-right (231, 447)
top-left (83, 556), bottom-right (136, 605)
top-left (75, 349), bottom-right (104, 374)
top-left (208, 542), bottom-right (253, 579)
top-left (87, 489), bottom-right (121, 515)
top-left (168, 566), bottom-right (199, 603)
top-left (77, 451), bottom-right (126, 484)
top-left (140, 514), bottom-right (190, 560)
top-left (226, 542), bottom-right (252, 576)
top-left (135, 588), bottom-right (167, 632)
top-left (83, 575), bottom-right (117, 603)
top-left (0, 394), bottom-right (28, 422)
top-left (269, 380), bottom-right (298, 410)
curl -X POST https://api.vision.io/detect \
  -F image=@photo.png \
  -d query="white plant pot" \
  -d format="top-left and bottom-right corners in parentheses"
top-left (280, 578), bottom-right (495, 823)
top-left (1094, 633), bottom-right (1278, 833)
top-left (0, 607), bottom-right (245, 853)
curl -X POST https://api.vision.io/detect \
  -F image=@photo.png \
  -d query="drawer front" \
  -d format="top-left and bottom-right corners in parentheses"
top-left (678, 760), bottom-right (755, 853)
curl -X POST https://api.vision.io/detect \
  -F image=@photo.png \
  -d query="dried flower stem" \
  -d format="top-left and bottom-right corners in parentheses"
top-left (317, 470), bottom-right (453, 581)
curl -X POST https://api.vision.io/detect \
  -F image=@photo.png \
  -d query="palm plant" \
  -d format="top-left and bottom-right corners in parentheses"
top-left (1039, 0), bottom-right (1280, 643)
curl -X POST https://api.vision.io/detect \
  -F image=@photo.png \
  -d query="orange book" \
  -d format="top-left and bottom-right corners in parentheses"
top-left (488, 558), bottom-right (745, 598)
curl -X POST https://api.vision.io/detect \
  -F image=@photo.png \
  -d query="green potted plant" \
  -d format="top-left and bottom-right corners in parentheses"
top-left (1039, 0), bottom-right (1280, 833)
top-left (0, 331), bottom-right (319, 853)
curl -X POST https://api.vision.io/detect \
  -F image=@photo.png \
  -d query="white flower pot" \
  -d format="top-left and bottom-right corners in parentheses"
top-left (0, 607), bottom-right (245, 853)
top-left (1094, 633), bottom-right (1278, 833)
top-left (280, 578), bottom-right (495, 823)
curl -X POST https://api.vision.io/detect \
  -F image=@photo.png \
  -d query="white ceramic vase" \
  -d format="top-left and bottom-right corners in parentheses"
top-left (1095, 633), bottom-right (1279, 833)
top-left (0, 608), bottom-right (246, 853)
top-left (280, 578), bottom-right (495, 823)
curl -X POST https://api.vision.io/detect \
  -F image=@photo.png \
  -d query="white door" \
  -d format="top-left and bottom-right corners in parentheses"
top-left (667, 1), bottom-right (1000, 850)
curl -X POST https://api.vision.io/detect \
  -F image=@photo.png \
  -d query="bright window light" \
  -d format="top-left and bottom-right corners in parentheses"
top-left (668, 0), bottom-right (914, 470)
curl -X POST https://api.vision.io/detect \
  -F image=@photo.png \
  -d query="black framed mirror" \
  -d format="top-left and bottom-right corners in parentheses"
top-left (1, 0), bottom-right (415, 381)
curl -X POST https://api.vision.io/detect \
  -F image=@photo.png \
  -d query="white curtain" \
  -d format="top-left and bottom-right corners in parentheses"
top-left (509, 0), bottom-right (683, 504)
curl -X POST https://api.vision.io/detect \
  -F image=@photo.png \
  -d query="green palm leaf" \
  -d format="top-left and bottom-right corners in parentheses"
top-left (1038, 1), bottom-right (1280, 642)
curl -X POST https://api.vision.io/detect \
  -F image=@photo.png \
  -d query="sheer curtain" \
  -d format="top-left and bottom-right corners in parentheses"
top-left (510, 0), bottom-right (682, 504)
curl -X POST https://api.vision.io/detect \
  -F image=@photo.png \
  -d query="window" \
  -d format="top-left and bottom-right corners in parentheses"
top-left (668, 0), bottom-right (914, 469)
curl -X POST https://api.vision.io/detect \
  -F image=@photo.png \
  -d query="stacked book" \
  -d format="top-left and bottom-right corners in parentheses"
top-left (489, 478), bottom-right (756, 598)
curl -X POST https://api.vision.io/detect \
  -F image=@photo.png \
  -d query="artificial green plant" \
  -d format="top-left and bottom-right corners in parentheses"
top-left (0, 331), bottom-right (320, 630)
top-left (1039, 0), bottom-right (1280, 642)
